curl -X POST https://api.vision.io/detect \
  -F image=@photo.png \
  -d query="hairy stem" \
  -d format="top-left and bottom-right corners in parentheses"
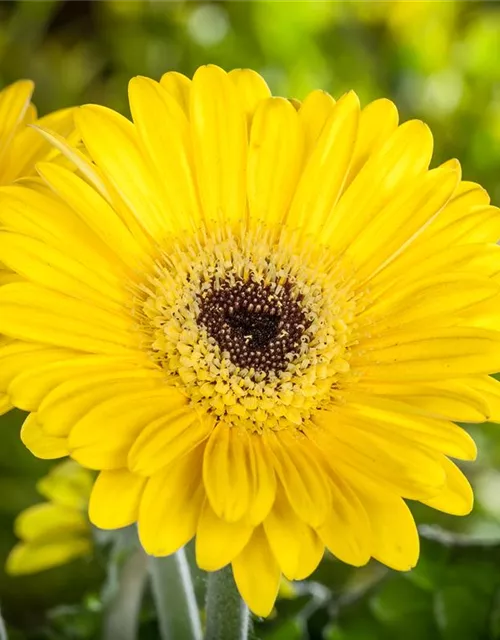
top-left (205, 565), bottom-right (250, 640)
top-left (149, 549), bottom-right (202, 640)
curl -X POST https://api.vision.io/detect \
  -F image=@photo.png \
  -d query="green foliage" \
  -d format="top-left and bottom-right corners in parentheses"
top-left (2, 1), bottom-right (500, 638)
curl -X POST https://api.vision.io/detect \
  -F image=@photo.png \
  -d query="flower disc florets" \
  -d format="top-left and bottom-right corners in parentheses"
top-left (139, 226), bottom-right (357, 431)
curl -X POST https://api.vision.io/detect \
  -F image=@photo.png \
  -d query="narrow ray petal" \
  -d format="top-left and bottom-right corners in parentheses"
top-left (75, 105), bottom-right (172, 240)
top-left (353, 480), bottom-right (420, 571)
top-left (196, 500), bottom-right (253, 571)
top-left (21, 413), bottom-right (69, 460)
top-left (159, 71), bottom-right (191, 114)
top-left (68, 391), bottom-right (185, 469)
top-left (89, 469), bottom-right (146, 529)
top-left (203, 424), bottom-right (254, 522)
top-left (265, 430), bottom-right (331, 527)
top-left (298, 89), bottom-right (336, 155)
top-left (232, 526), bottom-right (281, 617)
top-left (138, 446), bottom-right (204, 556)
top-left (247, 97), bottom-right (303, 228)
top-left (228, 68), bottom-right (271, 124)
top-left (287, 91), bottom-right (360, 237)
top-left (190, 65), bottom-right (247, 227)
top-left (128, 408), bottom-right (214, 476)
top-left (129, 76), bottom-right (202, 232)
top-left (324, 119), bottom-right (433, 252)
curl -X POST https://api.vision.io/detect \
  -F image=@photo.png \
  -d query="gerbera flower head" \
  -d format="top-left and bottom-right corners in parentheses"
top-left (1, 65), bottom-right (500, 616)
top-left (6, 461), bottom-right (93, 575)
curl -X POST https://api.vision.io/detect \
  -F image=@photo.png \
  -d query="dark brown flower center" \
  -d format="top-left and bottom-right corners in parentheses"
top-left (197, 277), bottom-right (309, 375)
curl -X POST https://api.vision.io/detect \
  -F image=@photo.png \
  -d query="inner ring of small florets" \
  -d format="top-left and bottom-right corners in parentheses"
top-left (138, 228), bottom-right (357, 431)
top-left (197, 276), bottom-right (309, 377)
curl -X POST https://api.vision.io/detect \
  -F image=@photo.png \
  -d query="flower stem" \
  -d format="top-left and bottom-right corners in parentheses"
top-left (0, 606), bottom-right (7, 640)
top-left (205, 565), bottom-right (250, 640)
top-left (149, 549), bottom-right (203, 640)
top-left (103, 548), bottom-right (148, 640)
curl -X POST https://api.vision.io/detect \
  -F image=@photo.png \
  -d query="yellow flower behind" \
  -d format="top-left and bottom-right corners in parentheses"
top-left (1, 65), bottom-right (500, 616)
top-left (6, 461), bottom-right (93, 575)
top-left (0, 79), bottom-right (74, 185)
top-left (0, 79), bottom-right (75, 416)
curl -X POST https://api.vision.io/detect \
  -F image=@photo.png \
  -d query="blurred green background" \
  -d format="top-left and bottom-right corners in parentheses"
top-left (2, 1), bottom-right (500, 638)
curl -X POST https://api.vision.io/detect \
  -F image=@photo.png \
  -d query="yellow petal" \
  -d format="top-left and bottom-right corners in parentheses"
top-left (247, 97), bottom-right (303, 229)
top-left (232, 526), bottom-right (281, 617)
top-left (196, 499), bottom-right (253, 571)
top-left (317, 472), bottom-right (371, 567)
top-left (0, 282), bottom-right (138, 355)
top-left (293, 527), bottom-right (324, 581)
top-left (345, 98), bottom-right (399, 185)
top-left (0, 80), bottom-right (34, 162)
top-left (355, 327), bottom-right (500, 381)
top-left (350, 163), bottom-right (460, 283)
top-left (247, 433), bottom-right (276, 525)
top-left (354, 480), bottom-right (419, 571)
top-left (9, 355), bottom-right (145, 413)
top-left (75, 104), bottom-right (171, 240)
top-left (265, 430), bottom-right (331, 527)
top-left (462, 375), bottom-right (500, 422)
top-left (364, 273), bottom-right (500, 330)
top-left (31, 124), bottom-right (113, 202)
top-left (336, 395), bottom-right (477, 461)
top-left (414, 179), bottom-right (494, 246)
top-left (287, 91), bottom-right (360, 238)
top-left (263, 487), bottom-right (305, 579)
top-left (0, 393), bottom-right (12, 415)
top-left (37, 460), bottom-right (93, 510)
top-left (421, 457), bottom-right (473, 516)
top-left (128, 76), bottom-right (202, 232)
top-left (21, 413), bottom-right (68, 460)
top-left (89, 468), bottom-right (146, 529)
top-left (434, 205), bottom-right (500, 245)
top-left (228, 68), bottom-right (271, 124)
top-left (128, 407), bottom-right (214, 476)
top-left (312, 412), bottom-right (446, 500)
top-left (264, 487), bottom-right (325, 580)
top-left (0, 231), bottom-right (128, 310)
top-left (0, 269), bottom-right (21, 286)
top-left (298, 89), bottom-right (336, 156)
top-left (0, 341), bottom-right (76, 395)
top-left (357, 379), bottom-right (491, 423)
top-left (190, 65), bottom-right (247, 227)
top-left (203, 424), bottom-right (253, 522)
top-left (68, 390), bottom-right (185, 469)
top-left (6, 537), bottom-right (91, 576)
top-left (324, 119), bottom-right (433, 253)
top-left (159, 71), bottom-right (191, 114)
top-left (0, 185), bottom-right (126, 282)
top-left (138, 446), bottom-right (204, 556)
top-left (38, 162), bottom-right (146, 272)
top-left (15, 503), bottom-right (86, 542)
top-left (2, 106), bottom-right (75, 183)
top-left (40, 373), bottom-right (169, 438)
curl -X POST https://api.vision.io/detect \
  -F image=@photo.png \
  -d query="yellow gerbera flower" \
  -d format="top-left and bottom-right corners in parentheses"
top-left (0, 79), bottom-right (75, 416)
top-left (1, 65), bottom-right (500, 616)
top-left (0, 79), bottom-right (74, 185)
top-left (6, 461), bottom-right (93, 575)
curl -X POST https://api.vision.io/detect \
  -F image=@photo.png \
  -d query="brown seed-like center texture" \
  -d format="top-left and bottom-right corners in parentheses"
top-left (197, 277), bottom-right (310, 375)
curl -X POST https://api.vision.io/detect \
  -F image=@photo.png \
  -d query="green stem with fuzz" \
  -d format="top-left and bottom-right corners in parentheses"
top-left (103, 548), bottom-right (148, 640)
top-left (149, 550), bottom-right (203, 640)
top-left (205, 565), bottom-right (250, 640)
